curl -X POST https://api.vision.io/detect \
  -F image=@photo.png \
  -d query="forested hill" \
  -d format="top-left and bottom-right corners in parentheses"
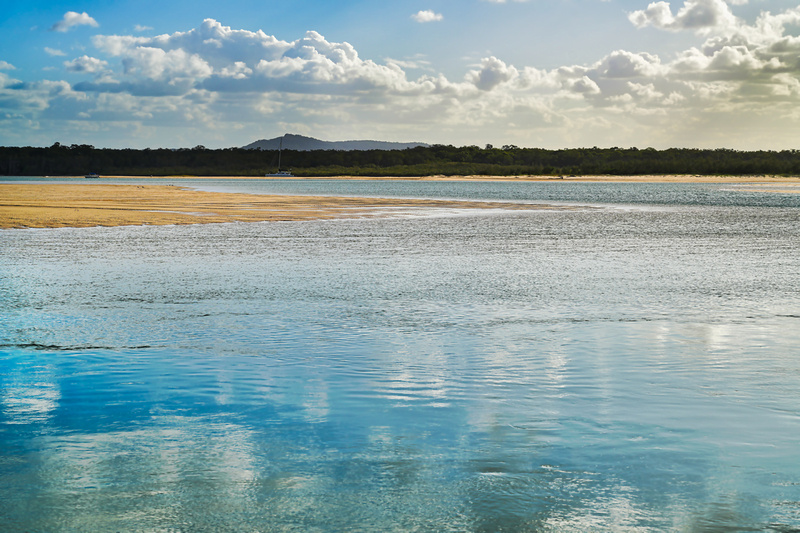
top-left (242, 134), bottom-right (429, 151)
top-left (2, 143), bottom-right (800, 177)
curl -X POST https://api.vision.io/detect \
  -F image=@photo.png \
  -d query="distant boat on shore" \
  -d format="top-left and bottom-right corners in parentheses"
top-left (265, 136), bottom-right (294, 177)
top-left (85, 173), bottom-right (100, 179)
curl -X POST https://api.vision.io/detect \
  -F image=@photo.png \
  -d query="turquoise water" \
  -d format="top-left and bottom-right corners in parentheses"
top-left (2, 180), bottom-right (800, 531)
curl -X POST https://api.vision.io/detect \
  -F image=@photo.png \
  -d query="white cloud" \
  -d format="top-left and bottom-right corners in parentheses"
top-left (134, 25), bottom-right (153, 32)
top-left (385, 56), bottom-right (434, 71)
top-left (411, 10), bottom-right (443, 23)
top-left (627, 82), bottom-right (665, 101)
top-left (45, 47), bottom-right (67, 57)
top-left (64, 56), bottom-right (109, 73)
top-left (468, 56), bottom-right (518, 90)
top-left (621, 1), bottom-right (800, 97)
top-left (91, 21), bottom-right (422, 96)
top-left (629, 0), bottom-right (739, 33)
top-left (122, 47), bottom-right (213, 81)
top-left (0, 60), bottom-right (15, 70)
top-left (50, 11), bottom-right (99, 33)
top-left (569, 76), bottom-right (602, 95)
top-left (595, 50), bottom-right (665, 78)
top-left (219, 61), bottom-right (253, 79)
top-left (0, 73), bottom-right (87, 126)
top-left (770, 73), bottom-right (800, 96)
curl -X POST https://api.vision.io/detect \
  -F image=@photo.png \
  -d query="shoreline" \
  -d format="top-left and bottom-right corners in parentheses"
top-left (20, 174), bottom-right (800, 183)
top-left (0, 183), bottom-right (562, 229)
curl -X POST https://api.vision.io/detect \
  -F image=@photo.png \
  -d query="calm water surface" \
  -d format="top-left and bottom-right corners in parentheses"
top-left (1, 181), bottom-right (800, 531)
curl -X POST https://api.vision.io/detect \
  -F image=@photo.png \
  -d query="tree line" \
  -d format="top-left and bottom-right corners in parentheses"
top-left (2, 143), bottom-right (800, 176)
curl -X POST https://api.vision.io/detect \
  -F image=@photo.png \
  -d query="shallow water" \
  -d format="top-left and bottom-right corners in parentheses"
top-left (1, 181), bottom-right (800, 531)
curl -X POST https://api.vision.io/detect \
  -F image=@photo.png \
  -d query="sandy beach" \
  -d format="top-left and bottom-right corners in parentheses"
top-left (2, 176), bottom-right (798, 229)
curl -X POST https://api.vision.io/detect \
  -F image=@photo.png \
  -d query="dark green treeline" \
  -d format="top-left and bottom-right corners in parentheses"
top-left (2, 143), bottom-right (800, 176)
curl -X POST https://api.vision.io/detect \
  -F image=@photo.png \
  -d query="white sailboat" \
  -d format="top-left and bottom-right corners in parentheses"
top-left (265, 136), bottom-right (294, 177)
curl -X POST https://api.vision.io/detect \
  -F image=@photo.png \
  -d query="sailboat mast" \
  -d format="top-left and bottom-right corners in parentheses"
top-left (264, 134), bottom-right (294, 177)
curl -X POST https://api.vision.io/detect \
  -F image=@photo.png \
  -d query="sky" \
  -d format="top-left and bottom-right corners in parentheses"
top-left (2, 0), bottom-right (800, 149)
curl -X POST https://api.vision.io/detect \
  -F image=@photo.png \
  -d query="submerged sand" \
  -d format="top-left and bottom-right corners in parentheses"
top-left (0, 183), bottom-right (558, 229)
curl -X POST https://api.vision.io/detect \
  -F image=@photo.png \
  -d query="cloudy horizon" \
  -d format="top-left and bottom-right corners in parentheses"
top-left (2, 0), bottom-right (800, 150)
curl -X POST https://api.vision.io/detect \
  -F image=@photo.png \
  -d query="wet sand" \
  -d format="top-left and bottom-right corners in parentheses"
top-left (0, 183), bottom-right (559, 229)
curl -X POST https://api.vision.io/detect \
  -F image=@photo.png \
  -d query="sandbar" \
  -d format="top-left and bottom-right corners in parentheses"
top-left (4, 175), bottom-right (798, 229)
top-left (94, 174), bottom-right (800, 183)
top-left (0, 183), bottom-right (558, 229)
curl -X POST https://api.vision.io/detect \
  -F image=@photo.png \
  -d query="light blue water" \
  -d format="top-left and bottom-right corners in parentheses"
top-left (2, 181), bottom-right (800, 531)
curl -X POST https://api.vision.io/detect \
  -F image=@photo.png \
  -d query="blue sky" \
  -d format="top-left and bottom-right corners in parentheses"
top-left (2, 0), bottom-right (800, 149)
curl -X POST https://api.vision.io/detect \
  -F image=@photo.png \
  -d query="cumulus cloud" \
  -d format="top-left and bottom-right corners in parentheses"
top-left (219, 61), bottom-right (253, 79)
top-left (569, 76), bottom-right (602, 95)
top-left (0, 74), bottom-right (87, 124)
top-left (0, 60), bottom-right (15, 70)
top-left (595, 50), bottom-right (665, 78)
top-left (50, 11), bottom-right (99, 32)
top-left (65, 14), bottom-right (800, 120)
top-left (8, 6), bottom-right (800, 149)
top-left (620, 1), bottom-right (800, 96)
top-left (45, 47), bottom-right (67, 57)
top-left (629, 0), bottom-right (740, 33)
top-left (122, 47), bottom-right (213, 80)
top-left (627, 82), bottom-right (665, 101)
top-left (412, 10), bottom-right (443, 23)
top-left (90, 20), bottom-right (424, 96)
top-left (64, 56), bottom-right (109, 73)
top-left (468, 57), bottom-right (518, 90)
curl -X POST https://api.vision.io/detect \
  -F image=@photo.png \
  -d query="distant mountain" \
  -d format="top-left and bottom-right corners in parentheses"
top-left (242, 134), bottom-right (429, 151)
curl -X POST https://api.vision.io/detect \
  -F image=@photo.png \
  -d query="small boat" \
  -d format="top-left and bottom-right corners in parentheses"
top-left (85, 173), bottom-right (100, 179)
top-left (265, 135), bottom-right (294, 177)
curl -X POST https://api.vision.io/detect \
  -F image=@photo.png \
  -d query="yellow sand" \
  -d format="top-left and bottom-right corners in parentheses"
top-left (0, 183), bottom-right (557, 229)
